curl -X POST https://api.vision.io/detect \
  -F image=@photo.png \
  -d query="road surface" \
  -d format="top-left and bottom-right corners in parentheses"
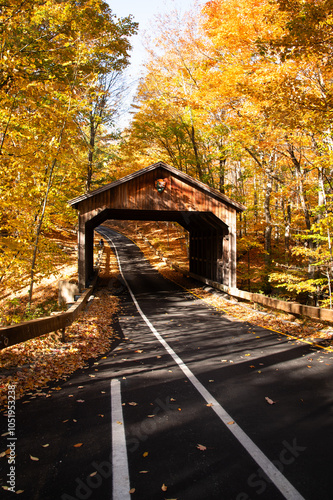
top-left (1, 227), bottom-right (333, 500)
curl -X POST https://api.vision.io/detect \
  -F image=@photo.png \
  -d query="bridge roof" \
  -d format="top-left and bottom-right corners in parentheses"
top-left (68, 161), bottom-right (245, 213)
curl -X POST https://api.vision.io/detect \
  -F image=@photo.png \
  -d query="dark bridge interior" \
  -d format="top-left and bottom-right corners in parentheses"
top-left (85, 208), bottom-right (229, 285)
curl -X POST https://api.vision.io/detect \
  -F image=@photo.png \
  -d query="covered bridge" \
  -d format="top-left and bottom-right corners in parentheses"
top-left (69, 161), bottom-right (245, 290)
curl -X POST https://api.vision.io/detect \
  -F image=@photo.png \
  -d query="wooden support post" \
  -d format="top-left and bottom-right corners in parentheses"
top-left (229, 223), bottom-right (237, 288)
top-left (222, 233), bottom-right (230, 286)
top-left (78, 215), bottom-right (86, 291)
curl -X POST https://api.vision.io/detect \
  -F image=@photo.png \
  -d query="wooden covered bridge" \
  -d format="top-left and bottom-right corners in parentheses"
top-left (69, 161), bottom-right (245, 290)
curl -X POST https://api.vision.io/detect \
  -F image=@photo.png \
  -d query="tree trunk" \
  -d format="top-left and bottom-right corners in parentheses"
top-left (184, 122), bottom-right (203, 181)
top-left (28, 100), bottom-right (70, 307)
top-left (28, 159), bottom-right (56, 307)
top-left (263, 175), bottom-right (273, 294)
top-left (282, 199), bottom-right (291, 264)
top-left (318, 166), bottom-right (333, 308)
top-left (219, 156), bottom-right (226, 194)
top-left (86, 112), bottom-right (95, 192)
top-left (287, 144), bottom-right (311, 231)
top-left (253, 174), bottom-right (259, 224)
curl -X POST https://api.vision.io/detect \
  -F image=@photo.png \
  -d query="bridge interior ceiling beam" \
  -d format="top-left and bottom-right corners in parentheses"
top-left (86, 208), bottom-right (228, 235)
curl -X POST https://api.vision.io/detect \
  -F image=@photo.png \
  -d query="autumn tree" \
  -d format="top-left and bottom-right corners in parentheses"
top-left (0, 0), bottom-right (137, 304)
top-left (95, 0), bottom-right (333, 305)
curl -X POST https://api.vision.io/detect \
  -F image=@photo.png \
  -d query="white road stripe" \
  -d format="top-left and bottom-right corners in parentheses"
top-left (111, 379), bottom-right (131, 500)
top-left (107, 232), bottom-right (306, 500)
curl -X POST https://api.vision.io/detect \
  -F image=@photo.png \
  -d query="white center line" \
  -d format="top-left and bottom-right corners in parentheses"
top-left (107, 232), bottom-right (305, 500)
top-left (111, 379), bottom-right (131, 500)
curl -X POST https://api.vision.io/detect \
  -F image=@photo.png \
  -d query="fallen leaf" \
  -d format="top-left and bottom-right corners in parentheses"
top-left (129, 488), bottom-right (136, 494)
top-left (42, 444), bottom-right (49, 448)
top-left (117, 421), bottom-right (123, 425)
top-left (227, 421), bottom-right (235, 425)
top-left (16, 490), bottom-right (24, 494)
top-left (161, 484), bottom-right (168, 491)
top-left (206, 403), bottom-right (213, 407)
top-left (139, 470), bottom-right (149, 473)
top-left (73, 443), bottom-right (83, 448)
top-left (128, 402), bottom-right (138, 406)
top-left (30, 455), bottom-right (39, 461)
top-left (143, 451), bottom-right (149, 457)
top-left (265, 397), bottom-right (276, 405)
top-left (90, 472), bottom-right (98, 477)
top-left (76, 399), bottom-right (85, 403)
top-left (197, 444), bottom-right (206, 451)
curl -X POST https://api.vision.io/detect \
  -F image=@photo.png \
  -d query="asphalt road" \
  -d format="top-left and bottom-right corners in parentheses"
top-left (1, 227), bottom-right (333, 500)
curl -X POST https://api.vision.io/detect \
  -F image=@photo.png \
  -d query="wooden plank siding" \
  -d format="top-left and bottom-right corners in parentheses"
top-left (69, 162), bottom-right (245, 290)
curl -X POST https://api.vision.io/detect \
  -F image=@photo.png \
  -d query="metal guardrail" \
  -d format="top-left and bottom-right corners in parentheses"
top-left (0, 273), bottom-right (99, 351)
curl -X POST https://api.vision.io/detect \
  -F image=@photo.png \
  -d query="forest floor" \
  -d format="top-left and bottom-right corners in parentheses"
top-left (1, 221), bottom-right (333, 411)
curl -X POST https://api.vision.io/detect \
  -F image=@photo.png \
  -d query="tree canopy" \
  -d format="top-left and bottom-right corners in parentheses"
top-left (0, 0), bottom-right (137, 301)
top-left (116, 0), bottom-right (333, 306)
top-left (2, 0), bottom-right (333, 310)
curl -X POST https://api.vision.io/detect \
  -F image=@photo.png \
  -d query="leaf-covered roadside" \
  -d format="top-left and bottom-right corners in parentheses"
top-left (0, 277), bottom-right (120, 412)
top-left (159, 271), bottom-right (333, 351)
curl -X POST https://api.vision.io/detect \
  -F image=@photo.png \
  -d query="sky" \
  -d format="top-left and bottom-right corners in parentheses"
top-left (106, 0), bottom-right (205, 126)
